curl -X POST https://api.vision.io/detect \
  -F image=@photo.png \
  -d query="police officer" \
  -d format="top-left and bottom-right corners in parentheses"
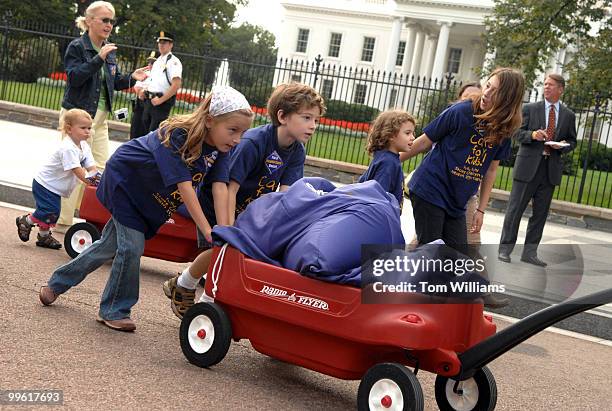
top-left (129, 51), bottom-right (157, 139)
top-left (141, 31), bottom-right (183, 132)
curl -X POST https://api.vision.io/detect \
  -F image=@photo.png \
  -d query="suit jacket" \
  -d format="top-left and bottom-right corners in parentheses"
top-left (513, 100), bottom-right (577, 185)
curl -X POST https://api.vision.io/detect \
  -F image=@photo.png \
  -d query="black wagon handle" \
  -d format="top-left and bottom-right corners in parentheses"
top-left (455, 287), bottom-right (612, 380)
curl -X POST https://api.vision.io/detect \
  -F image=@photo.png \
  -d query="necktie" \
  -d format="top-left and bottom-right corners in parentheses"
top-left (544, 105), bottom-right (555, 155)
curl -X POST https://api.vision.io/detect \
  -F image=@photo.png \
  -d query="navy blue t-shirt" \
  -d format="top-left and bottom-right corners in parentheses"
top-left (230, 124), bottom-right (306, 215)
top-left (97, 129), bottom-right (229, 239)
top-left (359, 150), bottom-right (404, 211)
top-left (408, 100), bottom-right (511, 217)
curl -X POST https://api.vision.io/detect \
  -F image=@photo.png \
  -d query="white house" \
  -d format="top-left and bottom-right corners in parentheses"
top-left (277, 1), bottom-right (491, 82)
top-left (274, 0), bottom-right (573, 109)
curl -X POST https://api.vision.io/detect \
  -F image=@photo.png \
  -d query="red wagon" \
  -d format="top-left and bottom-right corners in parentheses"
top-left (182, 245), bottom-right (612, 411)
top-left (64, 185), bottom-right (201, 262)
top-left (67, 186), bottom-right (612, 410)
top-left (181, 244), bottom-right (499, 411)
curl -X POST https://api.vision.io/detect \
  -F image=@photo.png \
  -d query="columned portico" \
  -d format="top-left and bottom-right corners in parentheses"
top-left (468, 40), bottom-right (483, 81)
top-left (422, 34), bottom-right (437, 79)
top-left (431, 21), bottom-right (453, 81)
top-left (409, 30), bottom-right (426, 78)
top-left (385, 16), bottom-right (404, 73)
top-left (401, 22), bottom-right (418, 78)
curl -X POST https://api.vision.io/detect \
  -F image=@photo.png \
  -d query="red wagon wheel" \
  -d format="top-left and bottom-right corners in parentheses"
top-left (179, 302), bottom-right (232, 368)
top-left (64, 222), bottom-right (100, 259)
top-left (358, 363), bottom-right (424, 411)
top-left (434, 366), bottom-right (497, 411)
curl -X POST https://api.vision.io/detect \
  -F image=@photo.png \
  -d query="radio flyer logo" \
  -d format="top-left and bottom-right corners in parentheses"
top-left (265, 151), bottom-right (284, 174)
top-left (260, 285), bottom-right (329, 311)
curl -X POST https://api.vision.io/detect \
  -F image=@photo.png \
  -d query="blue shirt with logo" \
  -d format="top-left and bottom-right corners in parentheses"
top-left (230, 124), bottom-right (306, 215)
top-left (97, 129), bottom-right (228, 239)
top-left (359, 150), bottom-right (404, 211)
top-left (408, 100), bottom-right (511, 217)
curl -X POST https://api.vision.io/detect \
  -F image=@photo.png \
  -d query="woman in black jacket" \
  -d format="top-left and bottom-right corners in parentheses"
top-left (57, 1), bottom-right (146, 229)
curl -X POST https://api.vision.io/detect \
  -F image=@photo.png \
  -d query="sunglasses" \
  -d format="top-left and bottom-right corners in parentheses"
top-left (97, 17), bottom-right (116, 25)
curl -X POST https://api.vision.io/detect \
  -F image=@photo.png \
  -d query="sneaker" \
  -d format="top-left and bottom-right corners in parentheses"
top-left (36, 233), bottom-right (62, 250)
top-left (96, 315), bottom-right (136, 332)
top-left (163, 274), bottom-right (195, 319)
top-left (39, 286), bottom-right (58, 306)
top-left (16, 215), bottom-right (33, 242)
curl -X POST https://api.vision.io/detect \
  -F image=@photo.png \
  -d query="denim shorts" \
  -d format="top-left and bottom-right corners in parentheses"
top-left (31, 179), bottom-right (61, 225)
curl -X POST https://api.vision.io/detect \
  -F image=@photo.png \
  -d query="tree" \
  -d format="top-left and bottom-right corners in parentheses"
top-left (563, 17), bottom-right (611, 106)
top-left (482, 0), bottom-right (610, 88)
top-left (0, 0), bottom-right (75, 26)
top-left (209, 23), bottom-right (278, 106)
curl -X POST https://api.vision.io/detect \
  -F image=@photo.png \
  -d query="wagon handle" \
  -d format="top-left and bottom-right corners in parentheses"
top-left (455, 287), bottom-right (612, 380)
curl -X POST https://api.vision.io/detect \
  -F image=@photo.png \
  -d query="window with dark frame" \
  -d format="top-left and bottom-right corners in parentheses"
top-left (353, 84), bottom-right (367, 104)
top-left (395, 41), bottom-right (406, 66)
top-left (361, 36), bottom-right (376, 62)
top-left (388, 89), bottom-right (398, 108)
top-left (296, 28), bottom-right (310, 53)
top-left (328, 32), bottom-right (342, 58)
top-left (446, 48), bottom-right (462, 74)
top-left (322, 79), bottom-right (334, 99)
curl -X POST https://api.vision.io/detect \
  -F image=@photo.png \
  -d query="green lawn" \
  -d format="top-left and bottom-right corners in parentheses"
top-left (1, 79), bottom-right (610, 208)
top-left (0, 80), bottom-right (64, 110)
top-left (495, 165), bottom-right (611, 208)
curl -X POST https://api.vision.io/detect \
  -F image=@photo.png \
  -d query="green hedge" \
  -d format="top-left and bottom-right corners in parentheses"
top-left (324, 99), bottom-right (380, 123)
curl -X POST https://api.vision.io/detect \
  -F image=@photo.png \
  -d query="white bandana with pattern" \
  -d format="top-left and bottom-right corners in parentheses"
top-left (209, 85), bottom-right (251, 117)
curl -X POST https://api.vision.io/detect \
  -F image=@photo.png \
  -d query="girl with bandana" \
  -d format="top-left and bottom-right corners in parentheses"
top-left (39, 86), bottom-right (253, 332)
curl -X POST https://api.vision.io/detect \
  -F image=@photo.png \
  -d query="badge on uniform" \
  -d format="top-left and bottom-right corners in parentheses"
top-left (265, 151), bottom-right (284, 174)
top-left (204, 151), bottom-right (218, 170)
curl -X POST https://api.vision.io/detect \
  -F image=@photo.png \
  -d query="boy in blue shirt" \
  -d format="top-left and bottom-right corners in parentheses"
top-left (359, 110), bottom-right (416, 212)
top-left (228, 82), bottom-right (326, 223)
top-left (163, 83), bottom-right (326, 319)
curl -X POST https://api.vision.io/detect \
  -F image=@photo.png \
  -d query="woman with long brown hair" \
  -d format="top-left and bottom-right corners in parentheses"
top-left (401, 67), bottom-right (525, 251)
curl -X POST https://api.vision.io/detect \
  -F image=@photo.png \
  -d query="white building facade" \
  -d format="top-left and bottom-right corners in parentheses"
top-left (275, 0), bottom-right (493, 109)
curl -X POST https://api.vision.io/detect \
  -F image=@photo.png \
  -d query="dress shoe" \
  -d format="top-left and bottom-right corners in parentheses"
top-left (483, 293), bottom-right (510, 308)
top-left (498, 252), bottom-right (511, 263)
top-left (96, 316), bottom-right (136, 332)
top-left (39, 286), bottom-right (58, 306)
top-left (521, 255), bottom-right (547, 267)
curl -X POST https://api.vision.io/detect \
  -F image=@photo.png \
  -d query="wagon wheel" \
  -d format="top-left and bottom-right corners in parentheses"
top-left (434, 366), bottom-right (497, 411)
top-left (357, 363), bottom-right (424, 411)
top-left (64, 222), bottom-right (101, 259)
top-left (179, 302), bottom-right (232, 368)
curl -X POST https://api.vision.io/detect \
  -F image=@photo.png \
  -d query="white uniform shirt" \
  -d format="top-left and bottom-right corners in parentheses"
top-left (134, 70), bottom-right (152, 91)
top-left (35, 138), bottom-right (95, 198)
top-left (147, 53), bottom-right (182, 93)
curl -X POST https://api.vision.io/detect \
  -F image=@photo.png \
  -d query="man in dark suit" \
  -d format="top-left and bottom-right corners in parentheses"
top-left (498, 74), bottom-right (577, 266)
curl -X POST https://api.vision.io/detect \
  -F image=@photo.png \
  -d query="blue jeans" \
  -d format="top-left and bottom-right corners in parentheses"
top-left (47, 217), bottom-right (145, 320)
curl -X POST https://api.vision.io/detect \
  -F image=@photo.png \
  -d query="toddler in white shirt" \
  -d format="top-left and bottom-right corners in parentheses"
top-left (16, 109), bottom-right (99, 249)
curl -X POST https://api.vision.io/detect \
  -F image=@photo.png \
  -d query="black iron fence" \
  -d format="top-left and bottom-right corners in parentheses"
top-left (1, 18), bottom-right (610, 208)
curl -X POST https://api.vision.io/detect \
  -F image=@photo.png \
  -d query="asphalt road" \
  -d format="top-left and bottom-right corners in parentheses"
top-left (1, 205), bottom-right (611, 410)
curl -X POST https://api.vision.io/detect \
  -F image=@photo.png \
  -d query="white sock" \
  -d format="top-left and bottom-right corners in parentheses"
top-left (177, 267), bottom-right (198, 290)
top-left (39, 229), bottom-right (50, 237)
top-left (26, 215), bottom-right (35, 225)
